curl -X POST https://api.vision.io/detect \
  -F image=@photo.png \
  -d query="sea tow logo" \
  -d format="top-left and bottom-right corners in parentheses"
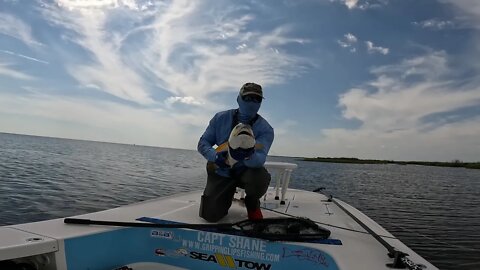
top-left (190, 251), bottom-right (272, 270)
top-left (150, 230), bottom-right (174, 239)
top-left (175, 248), bottom-right (188, 256)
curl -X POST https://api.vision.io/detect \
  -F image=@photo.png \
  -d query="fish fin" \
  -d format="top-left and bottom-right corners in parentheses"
top-left (215, 142), bottom-right (229, 153)
top-left (254, 143), bottom-right (264, 150)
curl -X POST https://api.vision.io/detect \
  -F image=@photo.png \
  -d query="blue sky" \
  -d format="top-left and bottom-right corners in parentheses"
top-left (1, 0), bottom-right (480, 162)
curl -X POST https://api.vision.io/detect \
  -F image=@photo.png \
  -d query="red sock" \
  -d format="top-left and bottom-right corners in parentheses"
top-left (247, 208), bottom-right (263, 220)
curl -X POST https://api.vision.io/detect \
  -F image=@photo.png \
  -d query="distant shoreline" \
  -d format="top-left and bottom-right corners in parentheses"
top-left (302, 157), bottom-right (480, 169)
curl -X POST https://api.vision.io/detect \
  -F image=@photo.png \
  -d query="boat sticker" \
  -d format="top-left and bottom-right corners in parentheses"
top-left (150, 230), bottom-right (174, 239)
top-left (190, 251), bottom-right (271, 269)
top-left (176, 248), bottom-right (188, 256)
top-left (154, 248), bottom-right (188, 258)
top-left (282, 247), bottom-right (330, 267)
top-left (138, 216), bottom-right (342, 245)
top-left (64, 224), bottom-right (339, 269)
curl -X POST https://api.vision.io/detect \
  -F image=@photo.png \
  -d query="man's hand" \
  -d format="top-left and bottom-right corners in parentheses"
top-left (214, 151), bottom-right (230, 168)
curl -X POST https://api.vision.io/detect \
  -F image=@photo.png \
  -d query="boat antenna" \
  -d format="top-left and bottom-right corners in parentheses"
top-left (313, 187), bottom-right (426, 270)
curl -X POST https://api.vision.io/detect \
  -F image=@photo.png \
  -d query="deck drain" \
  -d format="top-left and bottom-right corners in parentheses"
top-left (26, 237), bottom-right (43, 242)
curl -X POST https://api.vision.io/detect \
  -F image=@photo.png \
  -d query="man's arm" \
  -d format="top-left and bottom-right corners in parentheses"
top-left (243, 124), bottom-right (274, 168)
top-left (197, 114), bottom-right (218, 162)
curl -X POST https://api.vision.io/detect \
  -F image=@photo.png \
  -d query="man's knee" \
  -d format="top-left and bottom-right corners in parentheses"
top-left (242, 167), bottom-right (270, 181)
top-left (199, 195), bottom-right (229, 222)
top-left (241, 167), bottom-right (271, 196)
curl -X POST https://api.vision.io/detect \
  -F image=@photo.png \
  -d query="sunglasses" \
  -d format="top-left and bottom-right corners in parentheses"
top-left (242, 94), bottom-right (263, 103)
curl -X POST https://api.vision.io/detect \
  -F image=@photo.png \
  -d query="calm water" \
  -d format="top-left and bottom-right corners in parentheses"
top-left (1, 133), bottom-right (479, 270)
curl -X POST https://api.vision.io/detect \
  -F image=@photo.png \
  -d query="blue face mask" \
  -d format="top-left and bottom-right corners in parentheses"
top-left (237, 95), bottom-right (261, 123)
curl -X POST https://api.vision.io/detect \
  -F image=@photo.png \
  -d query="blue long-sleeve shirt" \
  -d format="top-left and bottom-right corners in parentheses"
top-left (198, 109), bottom-right (274, 177)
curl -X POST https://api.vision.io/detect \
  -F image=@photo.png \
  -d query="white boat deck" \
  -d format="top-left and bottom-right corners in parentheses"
top-left (1, 162), bottom-right (438, 270)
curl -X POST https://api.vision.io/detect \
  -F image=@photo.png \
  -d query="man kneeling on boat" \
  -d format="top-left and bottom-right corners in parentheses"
top-left (198, 82), bottom-right (274, 222)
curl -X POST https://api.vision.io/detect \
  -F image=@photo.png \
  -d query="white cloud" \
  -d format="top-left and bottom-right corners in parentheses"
top-left (344, 0), bottom-right (358, 9)
top-left (365, 41), bottom-right (389, 55)
top-left (412, 19), bottom-right (455, 30)
top-left (0, 0), bottom-right (312, 154)
top-left (55, 0), bottom-right (142, 10)
top-left (137, 5), bottom-right (309, 100)
top-left (344, 33), bottom-right (357, 43)
top-left (0, 12), bottom-right (42, 46)
top-left (439, 0), bottom-right (480, 28)
top-left (316, 51), bottom-right (480, 162)
top-left (338, 33), bottom-right (389, 55)
top-left (337, 33), bottom-right (358, 52)
top-left (339, 52), bottom-right (476, 130)
top-left (0, 50), bottom-right (49, 64)
top-left (0, 63), bottom-right (35, 80)
top-left (370, 51), bottom-right (447, 79)
top-left (165, 96), bottom-right (204, 106)
top-left (236, 43), bottom-right (248, 50)
top-left (331, 0), bottom-right (387, 10)
top-left (337, 40), bottom-right (349, 48)
top-left (39, 0), bottom-right (308, 107)
top-left (40, 3), bottom-right (153, 104)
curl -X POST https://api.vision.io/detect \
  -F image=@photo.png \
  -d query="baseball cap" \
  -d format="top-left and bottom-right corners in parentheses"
top-left (239, 82), bottom-right (264, 98)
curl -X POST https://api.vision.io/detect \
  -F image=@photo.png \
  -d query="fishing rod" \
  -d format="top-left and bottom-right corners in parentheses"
top-left (64, 218), bottom-right (232, 228)
top-left (312, 187), bottom-right (426, 270)
top-left (64, 217), bottom-right (331, 242)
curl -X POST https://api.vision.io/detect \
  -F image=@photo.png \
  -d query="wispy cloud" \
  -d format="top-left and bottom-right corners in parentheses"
top-left (0, 12), bottom-right (42, 46)
top-left (55, 0), bottom-right (144, 10)
top-left (344, 0), bottom-right (359, 9)
top-left (338, 34), bottom-right (389, 55)
top-left (0, 50), bottom-right (49, 64)
top-left (38, 0), bottom-right (309, 107)
top-left (365, 41), bottom-right (389, 55)
top-left (339, 52), bottom-right (467, 130)
top-left (439, 0), bottom-right (480, 28)
top-left (412, 19), bottom-right (455, 30)
top-left (0, 63), bottom-right (35, 80)
top-left (165, 96), bottom-right (204, 106)
top-left (344, 33), bottom-right (357, 43)
top-left (40, 2), bottom-right (153, 105)
top-left (337, 33), bottom-right (358, 53)
top-left (136, 1), bottom-right (309, 101)
top-left (330, 0), bottom-right (388, 10)
top-left (317, 51), bottom-right (480, 161)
